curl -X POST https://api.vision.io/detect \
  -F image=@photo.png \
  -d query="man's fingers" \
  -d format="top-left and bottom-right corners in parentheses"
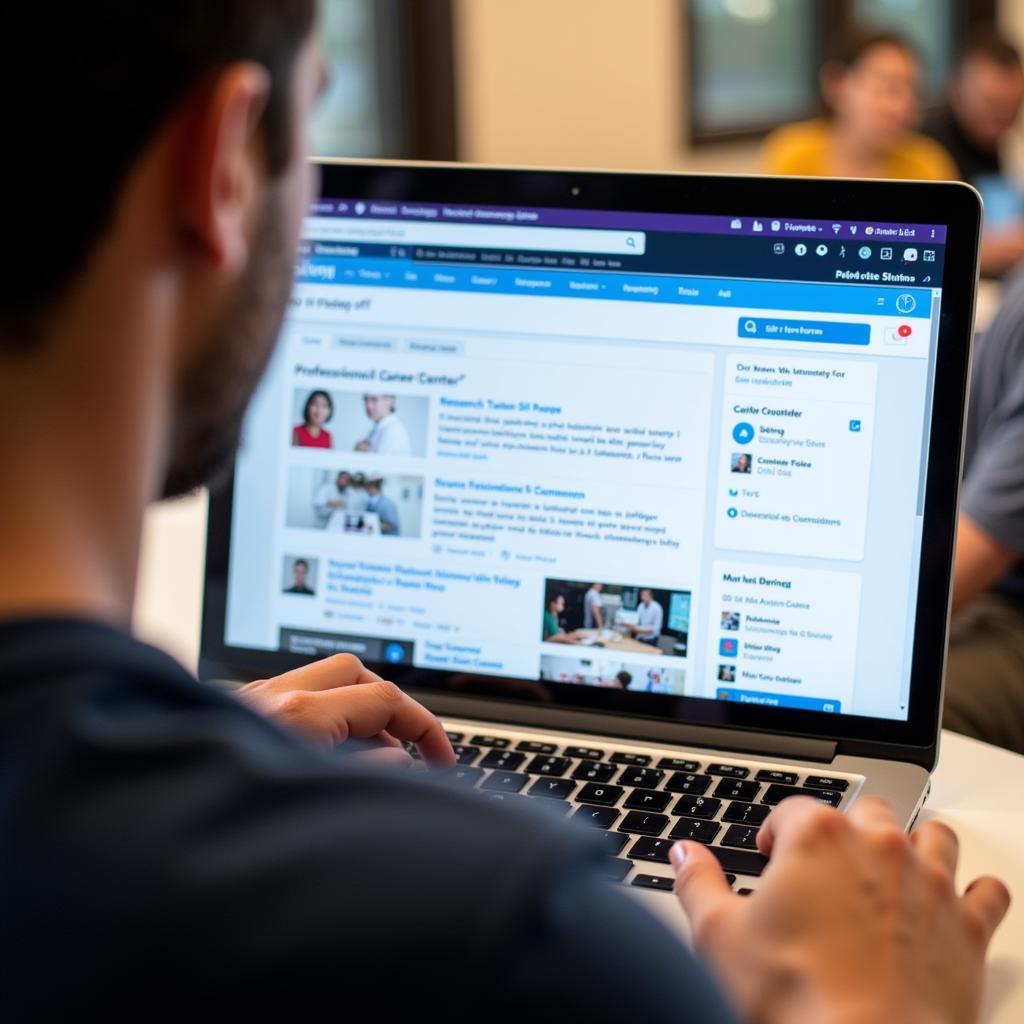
top-left (672, 841), bottom-right (735, 945)
top-left (303, 681), bottom-right (455, 767)
top-left (757, 795), bottom-right (843, 858)
top-left (910, 820), bottom-right (960, 878)
top-left (253, 653), bottom-right (384, 693)
top-left (845, 794), bottom-right (901, 832)
top-left (348, 746), bottom-right (415, 770)
top-left (961, 876), bottom-right (1012, 948)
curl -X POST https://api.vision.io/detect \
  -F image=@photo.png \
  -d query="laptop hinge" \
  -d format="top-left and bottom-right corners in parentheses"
top-left (414, 691), bottom-right (839, 764)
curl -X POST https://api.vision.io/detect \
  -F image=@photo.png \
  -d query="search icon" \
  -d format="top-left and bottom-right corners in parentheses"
top-left (743, 319), bottom-right (758, 334)
top-left (626, 236), bottom-right (637, 249)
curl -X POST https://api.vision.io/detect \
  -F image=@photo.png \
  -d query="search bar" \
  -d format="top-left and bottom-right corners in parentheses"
top-left (738, 318), bottom-right (870, 346)
top-left (303, 217), bottom-right (646, 256)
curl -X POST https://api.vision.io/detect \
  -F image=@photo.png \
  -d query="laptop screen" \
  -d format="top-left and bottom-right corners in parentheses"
top-left (216, 174), bottom-right (963, 731)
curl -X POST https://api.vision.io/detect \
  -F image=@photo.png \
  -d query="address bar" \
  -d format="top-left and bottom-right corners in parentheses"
top-left (304, 217), bottom-right (647, 256)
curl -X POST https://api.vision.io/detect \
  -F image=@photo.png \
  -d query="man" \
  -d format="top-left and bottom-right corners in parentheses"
top-left (943, 267), bottom-right (1024, 753)
top-left (355, 393), bottom-right (412, 455)
top-left (363, 477), bottom-right (400, 535)
top-left (922, 31), bottom-right (1024, 277)
top-left (626, 588), bottom-right (664, 646)
top-left (542, 592), bottom-right (577, 644)
top-left (284, 558), bottom-right (314, 595)
top-left (583, 581), bottom-right (604, 630)
top-left (0, 4), bottom-right (1008, 1020)
top-left (313, 469), bottom-right (366, 523)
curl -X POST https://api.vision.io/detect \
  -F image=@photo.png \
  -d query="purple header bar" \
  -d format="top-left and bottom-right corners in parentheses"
top-left (309, 198), bottom-right (948, 244)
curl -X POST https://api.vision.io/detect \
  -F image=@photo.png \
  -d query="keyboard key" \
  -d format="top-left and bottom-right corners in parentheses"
top-left (515, 740), bottom-right (558, 754)
top-left (565, 745), bottom-right (605, 760)
top-left (602, 830), bottom-right (629, 854)
top-left (602, 858), bottom-right (632, 882)
top-left (725, 874), bottom-right (737, 886)
top-left (627, 836), bottom-right (675, 863)
top-left (617, 767), bottom-right (665, 790)
top-left (611, 752), bottom-right (651, 767)
top-left (723, 801), bottom-right (770, 826)
top-left (447, 766), bottom-right (485, 786)
top-left (665, 772), bottom-right (711, 795)
top-left (803, 775), bottom-right (850, 792)
top-left (737, 887), bottom-right (754, 896)
top-left (756, 769), bottom-right (797, 785)
top-left (481, 771), bottom-right (528, 793)
top-left (709, 846), bottom-right (768, 877)
top-left (632, 873), bottom-right (675, 892)
top-left (480, 749), bottom-right (525, 771)
top-left (706, 763), bottom-right (750, 778)
top-left (470, 734), bottom-right (510, 748)
top-left (623, 789), bottom-right (672, 813)
top-left (528, 777), bottom-right (576, 800)
top-left (577, 783), bottom-right (624, 806)
top-left (671, 796), bottom-right (721, 820)
top-left (445, 731), bottom-right (465, 743)
top-left (762, 783), bottom-right (842, 807)
top-left (721, 824), bottom-right (760, 850)
top-left (668, 817), bottom-right (721, 844)
top-left (713, 779), bottom-right (761, 802)
top-left (618, 811), bottom-right (669, 836)
top-left (526, 755), bottom-right (571, 777)
top-left (657, 758), bottom-right (701, 772)
top-left (452, 745), bottom-right (481, 765)
top-left (573, 804), bottom-right (621, 830)
top-left (572, 760), bottom-right (618, 783)
top-left (484, 793), bottom-right (525, 805)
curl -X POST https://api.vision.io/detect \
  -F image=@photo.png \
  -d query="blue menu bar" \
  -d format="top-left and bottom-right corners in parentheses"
top-left (716, 688), bottom-right (842, 713)
top-left (295, 257), bottom-right (932, 319)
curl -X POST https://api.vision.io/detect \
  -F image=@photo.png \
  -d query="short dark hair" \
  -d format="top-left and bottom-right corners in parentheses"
top-left (2, 2), bottom-right (316, 350)
top-left (615, 671), bottom-right (632, 687)
top-left (293, 558), bottom-right (309, 570)
top-left (304, 389), bottom-right (334, 425)
top-left (827, 28), bottom-right (919, 70)
top-left (958, 28), bottom-right (1023, 72)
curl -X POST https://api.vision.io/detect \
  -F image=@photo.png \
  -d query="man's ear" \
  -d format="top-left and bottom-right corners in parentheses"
top-left (177, 62), bottom-right (272, 275)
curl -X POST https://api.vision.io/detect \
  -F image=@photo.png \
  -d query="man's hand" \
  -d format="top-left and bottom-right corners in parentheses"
top-left (354, 440), bottom-right (371, 452)
top-left (236, 654), bottom-right (455, 769)
top-left (672, 796), bottom-right (1010, 1024)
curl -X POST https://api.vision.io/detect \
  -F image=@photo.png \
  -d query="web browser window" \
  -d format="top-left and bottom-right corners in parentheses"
top-left (225, 200), bottom-right (948, 722)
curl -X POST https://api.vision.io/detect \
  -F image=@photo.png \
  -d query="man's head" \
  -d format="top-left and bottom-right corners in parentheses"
top-left (591, 582), bottom-right (603, 593)
top-left (291, 558), bottom-right (309, 587)
top-left (335, 470), bottom-right (352, 490)
top-left (3, 3), bottom-right (323, 501)
top-left (615, 670), bottom-right (632, 689)
top-left (950, 31), bottom-right (1024, 152)
top-left (363, 395), bottom-right (396, 423)
top-left (549, 594), bottom-right (565, 614)
top-left (639, 588), bottom-right (653, 605)
top-left (365, 478), bottom-right (383, 496)
top-left (822, 30), bottom-right (922, 152)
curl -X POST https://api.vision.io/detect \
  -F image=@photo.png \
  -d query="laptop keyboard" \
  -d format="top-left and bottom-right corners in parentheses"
top-left (416, 727), bottom-right (860, 892)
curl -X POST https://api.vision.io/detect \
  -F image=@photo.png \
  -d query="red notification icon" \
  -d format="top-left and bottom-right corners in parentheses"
top-left (898, 324), bottom-right (913, 338)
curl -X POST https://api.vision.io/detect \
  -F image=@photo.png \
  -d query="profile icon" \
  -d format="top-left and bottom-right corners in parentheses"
top-left (731, 452), bottom-right (752, 474)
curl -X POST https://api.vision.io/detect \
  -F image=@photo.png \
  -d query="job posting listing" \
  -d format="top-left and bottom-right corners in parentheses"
top-left (225, 229), bottom-right (940, 721)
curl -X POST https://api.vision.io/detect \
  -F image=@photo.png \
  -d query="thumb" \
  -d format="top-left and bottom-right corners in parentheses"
top-left (671, 841), bottom-right (734, 944)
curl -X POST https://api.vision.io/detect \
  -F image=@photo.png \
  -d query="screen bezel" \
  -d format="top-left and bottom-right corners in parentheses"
top-left (200, 159), bottom-right (980, 757)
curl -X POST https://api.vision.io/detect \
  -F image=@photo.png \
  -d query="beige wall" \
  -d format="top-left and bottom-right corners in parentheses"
top-left (454, 0), bottom-right (1024, 176)
top-left (453, 0), bottom-right (758, 173)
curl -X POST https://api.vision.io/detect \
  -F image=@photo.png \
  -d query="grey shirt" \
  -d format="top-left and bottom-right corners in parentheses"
top-left (961, 269), bottom-right (1024, 599)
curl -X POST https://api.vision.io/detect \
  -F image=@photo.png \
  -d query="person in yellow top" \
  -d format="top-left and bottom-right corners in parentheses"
top-left (762, 30), bottom-right (958, 181)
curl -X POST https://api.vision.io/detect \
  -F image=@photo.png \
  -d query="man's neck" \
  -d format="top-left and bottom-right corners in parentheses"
top-left (0, 288), bottom-right (173, 626)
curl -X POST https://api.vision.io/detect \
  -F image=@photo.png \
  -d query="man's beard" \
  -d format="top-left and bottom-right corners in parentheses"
top-left (161, 194), bottom-right (293, 500)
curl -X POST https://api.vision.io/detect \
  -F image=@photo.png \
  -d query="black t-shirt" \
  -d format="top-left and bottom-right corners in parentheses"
top-left (0, 619), bottom-right (736, 1022)
top-left (921, 106), bottom-right (1001, 185)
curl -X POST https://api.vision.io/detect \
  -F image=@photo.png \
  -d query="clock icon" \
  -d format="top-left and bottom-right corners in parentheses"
top-left (895, 293), bottom-right (917, 314)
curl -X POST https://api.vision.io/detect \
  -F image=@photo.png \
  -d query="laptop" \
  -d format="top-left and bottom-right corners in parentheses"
top-left (199, 159), bottom-right (981, 928)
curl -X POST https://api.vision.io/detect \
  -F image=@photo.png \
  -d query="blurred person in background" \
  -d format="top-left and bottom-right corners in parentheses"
top-left (762, 30), bottom-right (957, 181)
top-left (944, 266), bottom-right (1024, 753)
top-left (922, 30), bottom-right (1024, 278)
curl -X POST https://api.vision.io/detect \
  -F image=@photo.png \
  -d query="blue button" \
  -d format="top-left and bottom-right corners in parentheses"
top-left (732, 421), bottom-right (755, 444)
top-left (385, 643), bottom-right (405, 664)
top-left (717, 688), bottom-right (841, 712)
top-left (739, 318), bottom-right (870, 345)
top-left (849, 419), bottom-right (862, 432)
top-left (727, 507), bottom-right (738, 518)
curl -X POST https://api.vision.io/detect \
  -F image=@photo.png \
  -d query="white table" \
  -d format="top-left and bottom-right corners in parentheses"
top-left (135, 491), bottom-right (1024, 1022)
